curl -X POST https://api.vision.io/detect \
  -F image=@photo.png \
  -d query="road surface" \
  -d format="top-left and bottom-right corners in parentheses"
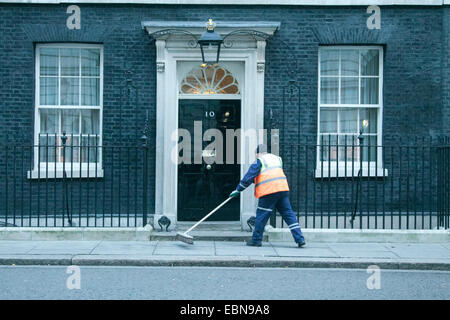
top-left (0, 266), bottom-right (448, 300)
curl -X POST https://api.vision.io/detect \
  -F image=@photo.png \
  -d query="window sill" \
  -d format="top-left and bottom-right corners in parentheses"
top-left (27, 168), bottom-right (104, 179)
top-left (315, 166), bottom-right (388, 179)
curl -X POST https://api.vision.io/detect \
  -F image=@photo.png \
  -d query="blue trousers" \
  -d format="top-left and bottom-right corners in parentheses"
top-left (252, 191), bottom-right (305, 244)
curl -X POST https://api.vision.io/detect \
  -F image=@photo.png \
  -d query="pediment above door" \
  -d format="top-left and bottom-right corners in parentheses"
top-left (141, 20), bottom-right (280, 48)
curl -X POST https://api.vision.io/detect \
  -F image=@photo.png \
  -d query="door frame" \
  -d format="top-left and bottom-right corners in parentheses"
top-left (149, 28), bottom-right (273, 231)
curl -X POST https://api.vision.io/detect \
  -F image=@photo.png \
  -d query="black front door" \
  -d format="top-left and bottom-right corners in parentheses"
top-left (178, 99), bottom-right (241, 221)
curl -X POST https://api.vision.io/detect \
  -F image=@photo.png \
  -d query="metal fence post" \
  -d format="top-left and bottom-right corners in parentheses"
top-left (61, 132), bottom-right (72, 226)
top-left (437, 142), bottom-right (443, 229)
top-left (447, 143), bottom-right (450, 229)
top-left (141, 134), bottom-right (148, 226)
top-left (350, 131), bottom-right (364, 227)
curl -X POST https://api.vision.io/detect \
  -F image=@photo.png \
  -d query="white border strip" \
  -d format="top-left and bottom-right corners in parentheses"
top-left (0, 0), bottom-right (446, 6)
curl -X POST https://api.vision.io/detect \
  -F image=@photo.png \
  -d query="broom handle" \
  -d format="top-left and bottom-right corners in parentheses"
top-left (185, 197), bottom-right (234, 234)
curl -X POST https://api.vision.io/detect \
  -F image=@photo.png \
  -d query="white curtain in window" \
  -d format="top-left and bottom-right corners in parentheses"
top-left (60, 48), bottom-right (79, 76)
top-left (359, 108), bottom-right (377, 133)
top-left (339, 108), bottom-right (358, 133)
top-left (320, 109), bottom-right (337, 133)
top-left (361, 50), bottom-right (379, 76)
top-left (341, 78), bottom-right (358, 104)
top-left (81, 78), bottom-right (99, 106)
top-left (81, 49), bottom-right (100, 76)
top-left (361, 78), bottom-right (378, 104)
top-left (320, 50), bottom-right (339, 76)
top-left (40, 77), bottom-right (58, 105)
top-left (61, 110), bottom-right (80, 135)
top-left (341, 50), bottom-right (359, 76)
top-left (39, 109), bottom-right (58, 133)
top-left (81, 110), bottom-right (99, 135)
top-left (320, 78), bottom-right (339, 104)
top-left (60, 77), bottom-right (79, 105)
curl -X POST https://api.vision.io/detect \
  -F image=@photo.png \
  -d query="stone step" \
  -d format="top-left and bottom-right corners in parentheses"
top-left (149, 230), bottom-right (267, 242)
top-left (160, 221), bottom-right (243, 232)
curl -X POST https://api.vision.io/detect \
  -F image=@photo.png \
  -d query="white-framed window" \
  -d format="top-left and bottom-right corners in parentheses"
top-left (317, 46), bottom-right (385, 178)
top-left (31, 43), bottom-right (103, 178)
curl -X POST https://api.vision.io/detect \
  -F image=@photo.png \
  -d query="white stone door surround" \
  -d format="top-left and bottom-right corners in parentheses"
top-left (143, 21), bottom-right (280, 230)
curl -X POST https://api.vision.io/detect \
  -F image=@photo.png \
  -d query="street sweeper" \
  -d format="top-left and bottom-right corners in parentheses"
top-left (229, 144), bottom-right (306, 248)
top-left (175, 144), bottom-right (306, 246)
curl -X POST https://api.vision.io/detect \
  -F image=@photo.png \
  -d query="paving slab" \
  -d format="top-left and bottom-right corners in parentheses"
top-left (272, 242), bottom-right (339, 258)
top-left (153, 241), bottom-right (215, 256)
top-left (90, 241), bottom-right (157, 255)
top-left (27, 241), bottom-right (100, 255)
top-left (274, 242), bottom-right (331, 248)
top-left (328, 243), bottom-right (388, 251)
top-left (214, 241), bottom-right (278, 257)
top-left (331, 250), bottom-right (399, 259)
top-left (382, 243), bottom-right (450, 259)
top-left (0, 241), bottom-right (37, 254)
top-left (327, 242), bottom-right (399, 258)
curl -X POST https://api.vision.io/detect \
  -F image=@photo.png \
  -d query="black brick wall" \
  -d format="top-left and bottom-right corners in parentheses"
top-left (0, 4), bottom-right (449, 227)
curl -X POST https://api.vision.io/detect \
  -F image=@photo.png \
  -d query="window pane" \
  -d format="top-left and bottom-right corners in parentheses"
top-left (361, 136), bottom-right (378, 161)
top-left (61, 109), bottom-right (80, 134)
top-left (338, 135), bottom-right (358, 162)
top-left (339, 108), bottom-right (358, 133)
top-left (81, 49), bottom-right (100, 76)
top-left (341, 49), bottom-right (359, 76)
top-left (81, 109), bottom-right (100, 135)
top-left (340, 77), bottom-right (358, 104)
top-left (40, 48), bottom-right (58, 76)
top-left (320, 50), bottom-right (339, 76)
top-left (60, 48), bottom-right (80, 76)
top-left (359, 108), bottom-right (377, 134)
top-left (319, 135), bottom-right (338, 161)
top-left (320, 77), bottom-right (339, 104)
top-left (60, 77), bottom-right (79, 105)
top-left (361, 78), bottom-right (379, 104)
top-left (40, 109), bottom-right (58, 134)
top-left (39, 77), bottom-right (59, 105)
top-left (81, 78), bottom-right (100, 106)
top-left (361, 49), bottom-right (379, 76)
top-left (320, 109), bottom-right (337, 133)
top-left (81, 136), bottom-right (100, 163)
top-left (39, 135), bottom-right (57, 163)
top-left (64, 136), bottom-right (80, 163)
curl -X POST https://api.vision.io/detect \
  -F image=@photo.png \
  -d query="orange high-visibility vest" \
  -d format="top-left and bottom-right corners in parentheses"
top-left (254, 153), bottom-right (289, 198)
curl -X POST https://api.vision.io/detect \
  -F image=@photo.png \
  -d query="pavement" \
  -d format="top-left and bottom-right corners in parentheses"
top-left (1, 240), bottom-right (450, 270)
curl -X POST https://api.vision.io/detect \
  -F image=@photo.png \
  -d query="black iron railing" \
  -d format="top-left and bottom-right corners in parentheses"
top-left (0, 134), bottom-right (449, 230)
top-left (271, 135), bottom-right (450, 230)
top-left (0, 133), bottom-right (149, 227)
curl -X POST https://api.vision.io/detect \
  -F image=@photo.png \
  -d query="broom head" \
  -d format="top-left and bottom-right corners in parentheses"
top-left (176, 232), bottom-right (194, 245)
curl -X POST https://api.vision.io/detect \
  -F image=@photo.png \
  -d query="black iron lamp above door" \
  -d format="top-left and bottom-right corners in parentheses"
top-left (148, 18), bottom-right (272, 68)
top-left (198, 19), bottom-right (223, 67)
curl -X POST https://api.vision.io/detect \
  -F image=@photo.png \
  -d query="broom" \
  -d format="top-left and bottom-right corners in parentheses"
top-left (175, 197), bottom-right (234, 244)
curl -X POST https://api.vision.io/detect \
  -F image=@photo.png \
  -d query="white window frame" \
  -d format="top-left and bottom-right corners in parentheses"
top-left (30, 43), bottom-right (104, 179)
top-left (316, 45), bottom-right (387, 178)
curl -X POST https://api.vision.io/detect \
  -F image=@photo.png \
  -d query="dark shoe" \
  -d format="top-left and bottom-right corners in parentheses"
top-left (297, 240), bottom-right (306, 248)
top-left (246, 240), bottom-right (262, 247)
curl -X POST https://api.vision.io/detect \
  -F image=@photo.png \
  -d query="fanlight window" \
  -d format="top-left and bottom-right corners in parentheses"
top-left (180, 65), bottom-right (240, 95)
